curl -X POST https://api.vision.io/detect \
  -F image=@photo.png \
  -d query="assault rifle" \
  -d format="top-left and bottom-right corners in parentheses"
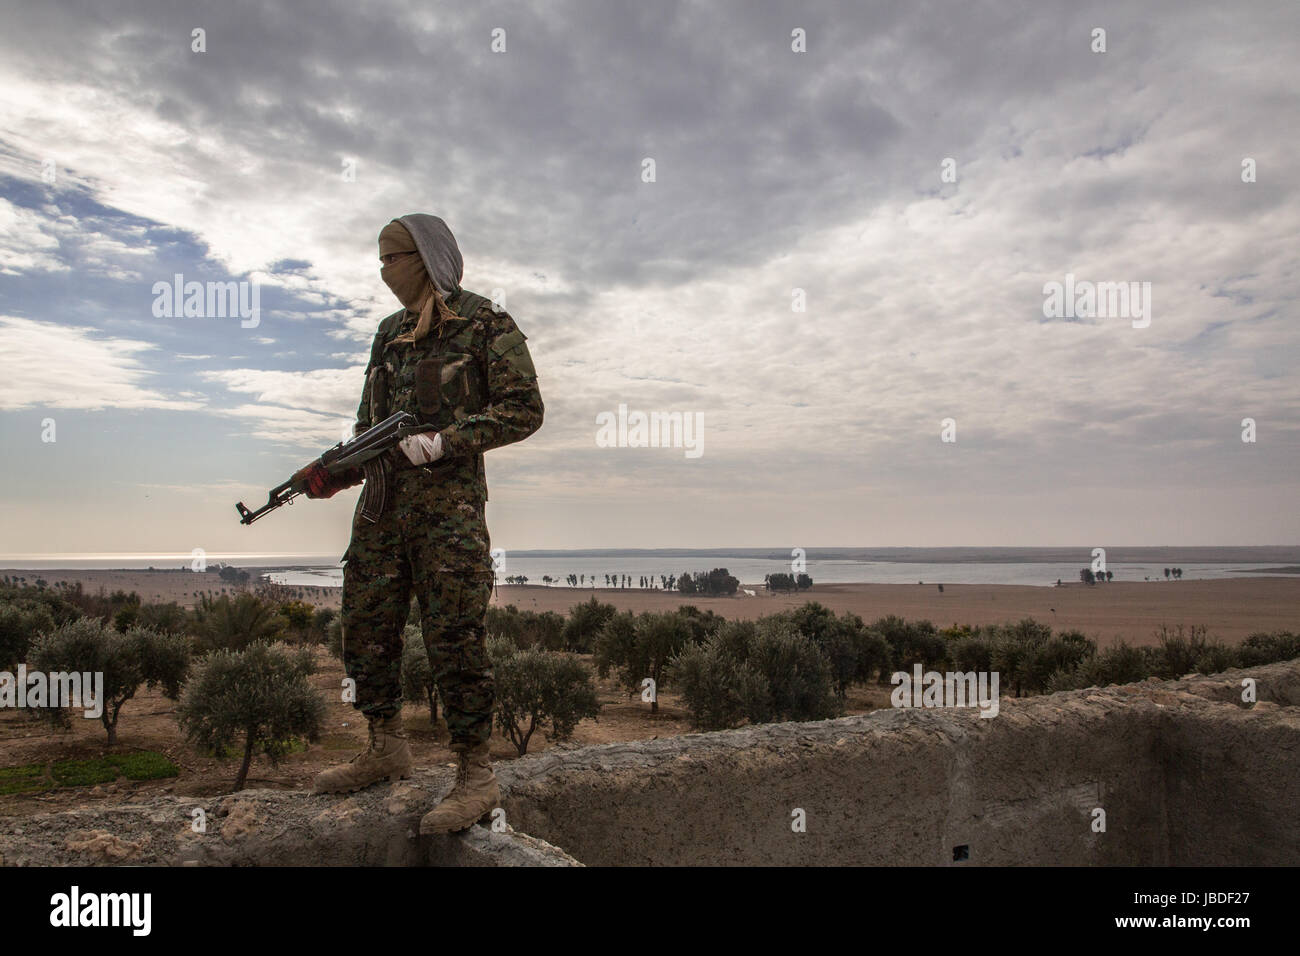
top-left (235, 411), bottom-right (421, 525)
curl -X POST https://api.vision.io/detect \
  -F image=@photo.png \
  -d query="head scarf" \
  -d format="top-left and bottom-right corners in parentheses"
top-left (378, 217), bottom-right (461, 343)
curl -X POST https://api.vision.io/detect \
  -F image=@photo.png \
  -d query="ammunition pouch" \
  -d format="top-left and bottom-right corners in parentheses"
top-left (414, 357), bottom-right (441, 418)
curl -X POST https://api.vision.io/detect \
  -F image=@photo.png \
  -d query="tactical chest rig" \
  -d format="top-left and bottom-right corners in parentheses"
top-left (359, 288), bottom-right (491, 523)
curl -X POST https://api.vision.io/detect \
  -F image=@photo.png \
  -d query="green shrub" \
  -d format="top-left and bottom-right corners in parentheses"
top-left (135, 602), bottom-right (188, 635)
top-left (192, 593), bottom-right (286, 652)
top-left (0, 601), bottom-right (55, 670)
top-left (1019, 633), bottom-right (1096, 694)
top-left (875, 616), bottom-right (947, 673)
top-left (1237, 631), bottom-right (1300, 667)
top-left (854, 628), bottom-right (893, 684)
top-left (488, 638), bottom-right (600, 755)
top-left (1194, 643), bottom-right (1240, 674)
top-left (486, 606), bottom-right (567, 651)
top-left (780, 603), bottom-right (858, 699)
top-left (485, 604), bottom-right (520, 639)
top-left (670, 636), bottom-right (768, 731)
top-left (176, 641), bottom-right (325, 791)
top-left (1005, 617), bottom-right (1054, 645)
top-left (710, 619), bottom-right (757, 661)
top-left (674, 605), bottom-right (725, 644)
top-left (984, 619), bottom-right (1057, 696)
top-left (41, 583), bottom-right (137, 624)
top-left (593, 611), bottom-right (692, 713)
top-left (278, 599), bottom-right (314, 631)
top-left (1043, 667), bottom-right (1085, 694)
top-left (562, 597), bottom-right (617, 653)
top-left (592, 611), bottom-right (636, 678)
top-left (748, 619), bottom-right (839, 723)
top-left (1084, 642), bottom-right (1149, 688)
top-left (673, 614), bottom-right (847, 727)
top-left (29, 619), bottom-right (191, 746)
top-left (527, 611), bottom-right (567, 651)
top-left (873, 615), bottom-right (910, 662)
top-left (0, 582), bottom-right (81, 629)
top-left (309, 607), bottom-right (336, 644)
top-left (950, 635), bottom-right (994, 674)
top-left (1151, 625), bottom-right (1212, 679)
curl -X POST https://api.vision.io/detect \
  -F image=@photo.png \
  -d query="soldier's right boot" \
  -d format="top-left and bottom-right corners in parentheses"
top-left (312, 714), bottom-right (412, 794)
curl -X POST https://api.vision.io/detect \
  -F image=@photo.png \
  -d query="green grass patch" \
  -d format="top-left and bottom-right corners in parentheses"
top-left (51, 757), bottom-right (118, 787)
top-left (49, 752), bottom-right (179, 788)
top-left (108, 751), bottom-right (180, 781)
top-left (0, 763), bottom-right (47, 795)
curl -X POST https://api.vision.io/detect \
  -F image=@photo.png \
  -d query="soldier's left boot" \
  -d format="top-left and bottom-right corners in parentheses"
top-left (419, 741), bottom-right (500, 835)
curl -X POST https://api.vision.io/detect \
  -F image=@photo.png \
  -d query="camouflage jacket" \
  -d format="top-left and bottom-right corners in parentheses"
top-left (355, 288), bottom-right (544, 501)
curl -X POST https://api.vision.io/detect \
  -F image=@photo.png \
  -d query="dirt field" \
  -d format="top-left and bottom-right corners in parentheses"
top-left (7, 570), bottom-right (1297, 646)
top-left (496, 578), bottom-right (1300, 646)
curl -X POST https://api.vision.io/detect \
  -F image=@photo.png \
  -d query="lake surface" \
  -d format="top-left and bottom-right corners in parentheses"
top-left (3, 551), bottom-right (1291, 589)
top-left (268, 557), bottom-right (1285, 589)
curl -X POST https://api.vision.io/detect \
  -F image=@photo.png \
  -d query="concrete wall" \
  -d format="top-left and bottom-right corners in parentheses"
top-left (497, 661), bottom-right (1300, 865)
top-left (2, 661), bottom-right (1296, 866)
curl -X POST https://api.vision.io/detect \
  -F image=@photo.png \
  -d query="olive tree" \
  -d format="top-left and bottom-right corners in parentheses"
top-left (593, 611), bottom-right (692, 714)
top-left (29, 618), bottom-right (190, 746)
top-left (177, 641), bottom-right (325, 791)
top-left (488, 638), bottom-right (600, 756)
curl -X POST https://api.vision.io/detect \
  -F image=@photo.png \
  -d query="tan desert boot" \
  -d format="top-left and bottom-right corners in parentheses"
top-left (419, 742), bottom-right (500, 834)
top-left (312, 714), bottom-right (412, 794)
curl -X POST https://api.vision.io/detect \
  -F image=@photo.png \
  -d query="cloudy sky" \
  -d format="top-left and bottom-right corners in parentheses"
top-left (0, 0), bottom-right (1296, 557)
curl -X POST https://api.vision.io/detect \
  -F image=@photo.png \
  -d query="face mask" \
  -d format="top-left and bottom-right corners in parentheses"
top-left (381, 253), bottom-right (429, 311)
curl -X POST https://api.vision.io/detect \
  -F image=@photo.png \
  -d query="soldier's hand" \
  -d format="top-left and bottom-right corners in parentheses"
top-left (293, 462), bottom-right (332, 498)
top-left (294, 462), bottom-right (361, 499)
top-left (399, 432), bottom-right (444, 465)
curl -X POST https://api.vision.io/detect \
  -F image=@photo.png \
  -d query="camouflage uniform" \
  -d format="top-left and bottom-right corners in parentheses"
top-left (341, 287), bottom-right (543, 749)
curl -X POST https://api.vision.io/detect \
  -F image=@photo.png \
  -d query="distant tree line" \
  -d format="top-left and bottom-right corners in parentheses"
top-left (504, 568), bottom-right (806, 595)
top-left (764, 572), bottom-right (813, 591)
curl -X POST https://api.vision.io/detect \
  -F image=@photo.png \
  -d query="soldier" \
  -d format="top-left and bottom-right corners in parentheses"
top-left (301, 214), bottom-right (543, 835)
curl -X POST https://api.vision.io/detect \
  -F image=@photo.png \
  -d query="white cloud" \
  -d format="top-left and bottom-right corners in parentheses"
top-left (201, 366), bottom-right (363, 415)
top-left (0, 197), bottom-right (66, 274)
top-left (212, 401), bottom-right (352, 446)
top-left (200, 366), bottom-right (365, 447)
top-left (0, 315), bottom-right (206, 411)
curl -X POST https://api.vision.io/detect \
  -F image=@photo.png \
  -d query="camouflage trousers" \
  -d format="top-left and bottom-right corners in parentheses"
top-left (340, 465), bottom-right (495, 750)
